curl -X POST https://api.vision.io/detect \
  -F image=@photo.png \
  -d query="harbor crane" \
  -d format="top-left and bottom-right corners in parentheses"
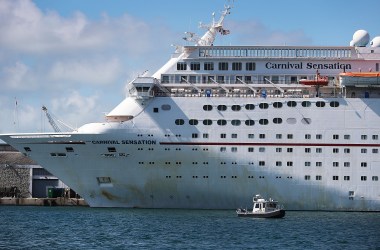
top-left (42, 106), bottom-right (75, 132)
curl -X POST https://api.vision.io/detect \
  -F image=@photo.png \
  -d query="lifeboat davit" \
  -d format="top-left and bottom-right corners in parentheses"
top-left (299, 71), bottom-right (329, 86)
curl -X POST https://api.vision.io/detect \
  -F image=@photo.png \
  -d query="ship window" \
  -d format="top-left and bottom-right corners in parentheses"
top-left (316, 134), bottom-right (322, 139)
top-left (305, 134), bottom-right (311, 139)
top-left (301, 101), bottom-right (311, 107)
top-left (259, 119), bottom-right (269, 125)
top-left (361, 176), bottom-right (367, 181)
top-left (304, 175), bottom-right (310, 180)
top-left (305, 148), bottom-right (311, 153)
top-left (24, 147), bottom-right (31, 152)
top-left (316, 101), bottom-right (325, 107)
top-left (361, 149), bottom-right (367, 153)
top-left (231, 120), bottom-right (241, 126)
top-left (276, 134), bottom-right (282, 139)
top-left (232, 62), bottom-right (242, 71)
top-left (316, 162), bottom-right (322, 167)
top-left (333, 134), bottom-right (339, 140)
top-left (65, 147), bottom-right (74, 152)
top-left (97, 177), bottom-right (111, 184)
top-left (245, 104), bottom-right (255, 110)
top-left (344, 162), bottom-right (350, 167)
top-left (259, 161), bottom-right (265, 166)
top-left (220, 147), bottom-right (226, 152)
top-left (361, 135), bottom-right (367, 140)
top-left (231, 134), bottom-right (238, 138)
top-left (161, 75), bottom-right (169, 83)
top-left (276, 148), bottom-right (282, 153)
top-left (161, 104), bottom-right (171, 111)
top-left (218, 62), bottom-right (229, 71)
top-left (192, 133), bottom-right (198, 138)
top-left (204, 62), bottom-right (214, 71)
top-left (217, 105), bottom-right (227, 111)
top-left (259, 103), bottom-right (269, 109)
top-left (344, 135), bottom-right (350, 140)
top-left (300, 118), bottom-right (311, 125)
top-left (259, 147), bottom-right (265, 152)
top-left (203, 119), bottom-right (212, 125)
top-left (217, 119), bottom-right (227, 126)
top-left (286, 118), bottom-right (296, 124)
top-left (231, 105), bottom-right (241, 111)
top-left (373, 135), bottom-right (379, 140)
top-left (177, 62), bottom-right (187, 71)
top-left (190, 62), bottom-right (200, 71)
top-left (248, 134), bottom-right (254, 139)
top-left (333, 176), bottom-right (339, 180)
top-left (231, 147), bottom-right (237, 152)
top-left (287, 134), bottom-right (293, 139)
top-left (333, 162), bottom-right (339, 167)
top-left (248, 147), bottom-right (254, 152)
top-left (287, 161), bottom-right (293, 167)
top-left (373, 149), bottom-right (379, 153)
top-left (245, 120), bottom-right (255, 126)
top-left (316, 148), bottom-right (322, 153)
top-left (316, 175), bottom-right (322, 181)
top-left (108, 147), bottom-right (116, 153)
top-left (189, 119), bottom-right (198, 125)
top-left (175, 119), bottom-right (185, 125)
top-left (344, 176), bottom-right (350, 181)
top-left (259, 134), bottom-right (266, 139)
top-left (246, 62), bottom-right (256, 71)
top-left (361, 162), bottom-right (367, 167)
top-left (273, 102), bottom-right (283, 108)
top-left (220, 133), bottom-right (226, 138)
top-left (305, 162), bottom-right (311, 166)
top-left (287, 148), bottom-right (293, 153)
top-left (333, 148), bottom-right (339, 153)
top-left (287, 101), bottom-right (297, 107)
top-left (373, 176), bottom-right (379, 181)
top-left (153, 108), bottom-right (159, 113)
top-left (276, 161), bottom-right (282, 166)
top-left (203, 105), bottom-right (213, 111)
top-left (330, 101), bottom-right (339, 107)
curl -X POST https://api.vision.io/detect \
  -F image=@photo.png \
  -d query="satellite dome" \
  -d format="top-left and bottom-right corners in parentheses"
top-left (370, 36), bottom-right (380, 47)
top-left (350, 30), bottom-right (370, 47)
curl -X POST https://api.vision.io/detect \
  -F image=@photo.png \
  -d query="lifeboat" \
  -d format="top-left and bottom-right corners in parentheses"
top-left (299, 71), bottom-right (329, 86)
top-left (339, 72), bottom-right (380, 86)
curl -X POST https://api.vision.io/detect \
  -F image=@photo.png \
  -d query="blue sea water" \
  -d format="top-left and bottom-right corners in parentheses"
top-left (0, 206), bottom-right (379, 249)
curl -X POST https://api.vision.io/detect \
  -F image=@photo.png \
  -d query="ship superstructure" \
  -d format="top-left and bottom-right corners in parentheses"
top-left (1, 6), bottom-right (380, 210)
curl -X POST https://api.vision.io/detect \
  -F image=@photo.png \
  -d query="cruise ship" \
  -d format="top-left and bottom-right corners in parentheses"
top-left (1, 6), bottom-right (380, 211)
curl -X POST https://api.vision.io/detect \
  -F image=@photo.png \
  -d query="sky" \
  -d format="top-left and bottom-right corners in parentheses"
top-left (0, 0), bottom-right (379, 138)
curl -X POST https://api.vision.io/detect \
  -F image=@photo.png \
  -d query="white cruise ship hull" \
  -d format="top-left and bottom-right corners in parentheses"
top-left (2, 97), bottom-right (380, 211)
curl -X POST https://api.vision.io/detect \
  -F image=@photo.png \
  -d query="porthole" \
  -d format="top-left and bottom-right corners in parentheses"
top-left (301, 118), bottom-right (312, 124)
top-left (161, 104), bottom-right (171, 111)
top-left (217, 105), bottom-right (227, 111)
top-left (189, 119), bottom-right (198, 125)
top-left (273, 102), bottom-right (283, 108)
top-left (259, 103), bottom-right (269, 109)
top-left (217, 119), bottom-right (227, 126)
top-left (330, 101), bottom-right (339, 107)
top-left (287, 101), bottom-right (297, 107)
top-left (245, 104), bottom-right (255, 110)
top-left (203, 119), bottom-right (213, 125)
top-left (203, 105), bottom-right (213, 111)
top-left (316, 101), bottom-right (325, 107)
top-left (231, 120), bottom-right (241, 126)
top-left (273, 118), bottom-right (283, 124)
top-left (231, 105), bottom-right (241, 111)
top-left (245, 120), bottom-right (255, 126)
top-left (175, 119), bottom-right (184, 125)
top-left (286, 118), bottom-right (297, 124)
top-left (259, 119), bottom-right (269, 125)
top-left (301, 101), bottom-right (311, 107)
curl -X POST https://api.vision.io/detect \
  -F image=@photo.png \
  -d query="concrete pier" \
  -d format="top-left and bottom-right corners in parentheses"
top-left (0, 197), bottom-right (88, 206)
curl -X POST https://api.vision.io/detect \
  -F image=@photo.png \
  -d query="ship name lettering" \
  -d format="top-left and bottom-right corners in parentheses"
top-left (306, 62), bottom-right (351, 70)
top-left (121, 140), bottom-right (156, 145)
top-left (265, 62), bottom-right (303, 69)
top-left (91, 140), bottom-right (120, 144)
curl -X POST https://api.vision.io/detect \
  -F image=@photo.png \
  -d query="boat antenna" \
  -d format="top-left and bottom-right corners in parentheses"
top-left (183, 5), bottom-right (232, 46)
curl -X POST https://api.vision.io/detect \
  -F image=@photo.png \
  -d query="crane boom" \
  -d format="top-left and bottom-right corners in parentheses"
top-left (42, 106), bottom-right (61, 132)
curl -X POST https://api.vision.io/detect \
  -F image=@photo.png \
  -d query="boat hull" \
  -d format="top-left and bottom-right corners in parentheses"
top-left (236, 209), bottom-right (285, 218)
